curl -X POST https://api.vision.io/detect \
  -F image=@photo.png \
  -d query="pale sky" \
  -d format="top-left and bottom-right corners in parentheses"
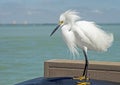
top-left (0, 0), bottom-right (120, 24)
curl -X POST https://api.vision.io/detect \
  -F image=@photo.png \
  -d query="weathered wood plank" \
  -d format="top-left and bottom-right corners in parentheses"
top-left (44, 59), bottom-right (120, 82)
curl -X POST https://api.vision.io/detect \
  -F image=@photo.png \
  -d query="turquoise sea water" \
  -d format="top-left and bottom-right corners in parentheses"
top-left (0, 24), bottom-right (120, 85)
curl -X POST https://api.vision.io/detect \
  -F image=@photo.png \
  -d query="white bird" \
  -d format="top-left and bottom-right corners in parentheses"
top-left (50, 10), bottom-right (113, 84)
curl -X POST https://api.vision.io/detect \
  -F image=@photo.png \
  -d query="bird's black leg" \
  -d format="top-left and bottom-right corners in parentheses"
top-left (82, 49), bottom-right (89, 80)
top-left (73, 48), bottom-right (90, 85)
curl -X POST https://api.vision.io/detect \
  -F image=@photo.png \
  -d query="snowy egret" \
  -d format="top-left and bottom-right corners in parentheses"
top-left (50, 10), bottom-right (113, 85)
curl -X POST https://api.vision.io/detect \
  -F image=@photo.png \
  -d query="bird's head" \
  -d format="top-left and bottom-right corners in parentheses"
top-left (50, 10), bottom-right (80, 36)
top-left (59, 10), bottom-right (80, 25)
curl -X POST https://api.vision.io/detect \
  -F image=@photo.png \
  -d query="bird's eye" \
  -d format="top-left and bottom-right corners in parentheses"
top-left (59, 21), bottom-right (64, 24)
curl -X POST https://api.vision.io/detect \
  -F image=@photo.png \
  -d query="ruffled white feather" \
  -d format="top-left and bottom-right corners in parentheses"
top-left (60, 10), bottom-right (113, 55)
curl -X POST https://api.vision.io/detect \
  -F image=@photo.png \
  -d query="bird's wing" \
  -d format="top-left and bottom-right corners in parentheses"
top-left (71, 21), bottom-right (93, 50)
top-left (74, 21), bottom-right (113, 51)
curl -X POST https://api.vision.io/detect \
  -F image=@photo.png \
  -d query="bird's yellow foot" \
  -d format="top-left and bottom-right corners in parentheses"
top-left (77, 82), bottom-right (90, 85)
top-left (73, 76), bottom-right (90, 85)
top-left (73, 76), bottom-right (89, 81)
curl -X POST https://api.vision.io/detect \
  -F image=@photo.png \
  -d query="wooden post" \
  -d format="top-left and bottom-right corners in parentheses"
top-left (44, 59), bottom-right (120, 83)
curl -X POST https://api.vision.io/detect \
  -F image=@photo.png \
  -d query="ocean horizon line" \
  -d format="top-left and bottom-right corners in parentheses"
top-left (0, 23), bottom-right (120, 26)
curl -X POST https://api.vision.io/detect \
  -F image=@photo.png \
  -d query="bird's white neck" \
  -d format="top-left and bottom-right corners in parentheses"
top-left (68, 21), bottom-right (76, 31)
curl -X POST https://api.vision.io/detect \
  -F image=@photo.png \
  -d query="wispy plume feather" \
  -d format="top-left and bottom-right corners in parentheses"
top-left (62, 10), bottom-right (81, 22)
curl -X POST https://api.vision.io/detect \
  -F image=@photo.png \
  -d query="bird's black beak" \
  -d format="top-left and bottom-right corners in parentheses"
top-left (50, 25), bottom-right (60, 36)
